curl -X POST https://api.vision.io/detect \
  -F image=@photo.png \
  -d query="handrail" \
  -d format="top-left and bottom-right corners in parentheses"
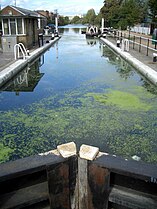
top-left (18, 43), bottom-right (28, 57)
top-left (110, 31), bottom-right (157, 56)
top-left (14, 43), bottom-right (29, 60)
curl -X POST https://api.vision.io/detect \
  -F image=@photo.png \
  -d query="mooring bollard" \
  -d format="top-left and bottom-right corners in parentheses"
top-left (153, 53), bottom-right (157, 62)
top-left (26, 50), bottom-right (30, 56)
top-left (51, 33), bottom-right (55, 40)
top-left (117, 40), bottom-right (120, 47)
top-left (103, 33), bottom-right (107, 38)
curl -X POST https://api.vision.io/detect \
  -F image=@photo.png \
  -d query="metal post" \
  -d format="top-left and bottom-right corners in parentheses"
top-left (155, 40), bottom-right (157, 50)
top-left (139, 37), bottom-right (141, 52)
top-left (133, 36), bottom-right (135, 49)
top-left (146, 38), bottom-right (149, 56)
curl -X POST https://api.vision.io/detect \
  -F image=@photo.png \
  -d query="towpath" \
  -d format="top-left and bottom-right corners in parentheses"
top-left (105, 31), bottom-right (157, 72)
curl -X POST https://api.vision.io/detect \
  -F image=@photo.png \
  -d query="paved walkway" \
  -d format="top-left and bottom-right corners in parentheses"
top-left (0, 52), bottom-right (15, 72)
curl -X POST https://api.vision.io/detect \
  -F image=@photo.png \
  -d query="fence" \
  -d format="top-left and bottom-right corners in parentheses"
top-left (130, 26), bottom-right (150, 35)
top-left (0, 142), bottom-right (157, 209)
top-left (112, 30), bottom-right (157, 57)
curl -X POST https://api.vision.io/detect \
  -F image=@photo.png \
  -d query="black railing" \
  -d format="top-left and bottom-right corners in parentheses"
top-left (112, 30), bottom-right (157, 56)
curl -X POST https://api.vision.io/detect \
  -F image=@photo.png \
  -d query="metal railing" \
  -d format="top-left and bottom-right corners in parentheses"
top-left (111, 30), bottom-right (157, 56)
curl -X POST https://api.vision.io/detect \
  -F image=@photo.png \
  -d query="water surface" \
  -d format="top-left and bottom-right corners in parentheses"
top-left (0, 25), bottom-right (157, 164)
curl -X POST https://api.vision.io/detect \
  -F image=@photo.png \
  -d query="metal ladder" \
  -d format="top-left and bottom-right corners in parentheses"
top-left (14, 43), bottom-right (29, 60)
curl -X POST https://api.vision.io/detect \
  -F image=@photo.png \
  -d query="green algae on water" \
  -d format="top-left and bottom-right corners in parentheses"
top-left (0, 143), bottom-right (14, 163)
top-left (86, 90), bottom-right (152, 111)
top-left (1, 87), bottom-right (157, 164)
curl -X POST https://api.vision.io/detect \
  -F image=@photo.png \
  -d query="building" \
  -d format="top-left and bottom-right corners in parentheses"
top-left (0, 5), bottom-right (46, 52)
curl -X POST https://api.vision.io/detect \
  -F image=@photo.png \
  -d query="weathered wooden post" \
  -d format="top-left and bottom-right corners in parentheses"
top-left (47, 142), bottom-right (78, 209)
top-left (78, 144), bottom-right (110, 209)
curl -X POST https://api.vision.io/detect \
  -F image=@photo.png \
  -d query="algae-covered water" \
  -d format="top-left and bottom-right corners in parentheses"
top-left (0, 25), bottom-right (157, 164)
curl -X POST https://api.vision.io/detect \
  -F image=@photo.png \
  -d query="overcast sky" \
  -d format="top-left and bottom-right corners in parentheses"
top-left (1, 0), bottom-right (104, 16)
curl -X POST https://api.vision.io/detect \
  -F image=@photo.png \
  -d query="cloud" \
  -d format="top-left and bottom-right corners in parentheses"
top-left (1, 0), bottom-right (104, 15)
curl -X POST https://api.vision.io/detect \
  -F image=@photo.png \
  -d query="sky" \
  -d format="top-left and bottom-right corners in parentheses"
top-left (1, 0), bottom-right (104, 16)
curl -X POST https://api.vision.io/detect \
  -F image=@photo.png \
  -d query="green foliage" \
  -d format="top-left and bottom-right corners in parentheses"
top-left (100, 0), bottom-right (123, 27)
top-left (100, 0), bottom-right (148, 29)
top-left (70, 9), bottom-right (98, 25)
top-left (148, 0), bottom-right (157, 18)
top-left (148, 0), bottom-right (157, 27)
top-left (59, 16), bottom-right (70, 26)
top-left (83, 9), bottom-right (96, 25)
top-left (118, 0), bottom-right (145, 29)
top-left (71, 16), bottom-right (82, 24)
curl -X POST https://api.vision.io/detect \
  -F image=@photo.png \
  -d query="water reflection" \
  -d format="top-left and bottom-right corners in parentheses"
top-left (100, 42), bottom-right (157, 94)
top-left (0, 58), bottom-right (44, 94)
top-left (86, 39), bottom-right (97, 46)
top-left (100, 43), bottom-right (134, 80)
top-left (59, 25), bottom-right (86, 35)
top-left (141, 79), bottom-right (157, 95)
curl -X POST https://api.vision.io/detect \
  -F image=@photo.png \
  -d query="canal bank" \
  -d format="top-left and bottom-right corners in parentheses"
top-left (0, 37), bottom-right (60, 88)
top-left (100, 37), bottom-right (157, 86)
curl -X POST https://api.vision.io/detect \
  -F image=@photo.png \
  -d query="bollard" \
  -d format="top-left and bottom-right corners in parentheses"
top-left (117, 40), bottom-right (120, 47)
top-left (153, 53), bottom-right (157, 62)
top-left (26, 50), bottom-right (30, 56)
top-left (51, 33), bottom-right (55, 40)
top-left (103, 34), bottom-right (107, 38)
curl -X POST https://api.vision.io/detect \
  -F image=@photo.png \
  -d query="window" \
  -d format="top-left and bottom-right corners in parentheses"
top-left (10, 18), bottom-right (16, 35)
top-left (17, 19), bottom-right (23, 34)
top-left (3, 19), bottom-right (9, 35)
top-left (2, 18), bottom-right (24, 35)
top-left (8, 10), bottom-right (13, 15)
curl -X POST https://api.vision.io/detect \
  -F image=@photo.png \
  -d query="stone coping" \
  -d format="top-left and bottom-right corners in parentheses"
top-left (0, 37), bottom-right (60, 88)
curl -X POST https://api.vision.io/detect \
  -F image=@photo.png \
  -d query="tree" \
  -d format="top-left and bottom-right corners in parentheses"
top-left (100, 0), bottom-right (123, 27)
top-left (148, 0), bottom-right (157, 32)
top-left (70, 16), bottom-right (82, 24)
top-left (83, 9), bottom-right (96, 25)
top-left (94, 13), bottom-right (103, 27)
top-left (100, 0), bottom-right (147, 29)
top-left (118, 0), bottom-right (144, 30)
